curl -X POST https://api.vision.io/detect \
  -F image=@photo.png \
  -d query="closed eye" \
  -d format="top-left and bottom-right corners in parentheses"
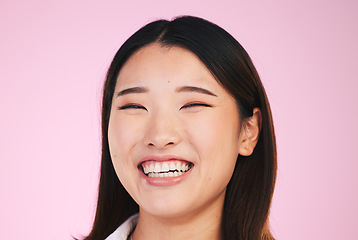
top-left (118, 104), bottom-right (147, 111)
top-left (180, 103), bottom-right (212, 110)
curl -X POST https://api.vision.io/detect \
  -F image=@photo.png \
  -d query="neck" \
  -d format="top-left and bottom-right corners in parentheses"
top-left (131, 194), bottom-right (224, 240)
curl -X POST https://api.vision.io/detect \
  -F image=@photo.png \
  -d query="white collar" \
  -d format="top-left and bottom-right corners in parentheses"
top-left (105, 214), bottom-right (139, 240)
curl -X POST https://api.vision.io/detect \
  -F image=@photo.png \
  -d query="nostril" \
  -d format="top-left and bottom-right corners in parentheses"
top-left (147, 141), bottom-right (175, 147)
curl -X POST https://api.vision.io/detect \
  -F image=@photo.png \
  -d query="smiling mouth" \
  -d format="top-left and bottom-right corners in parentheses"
top-left (139, 160), bottom-right (193, 178)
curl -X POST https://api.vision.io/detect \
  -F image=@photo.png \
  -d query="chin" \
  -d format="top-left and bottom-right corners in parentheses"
top-left (140, 196), bottom-right (195, 219)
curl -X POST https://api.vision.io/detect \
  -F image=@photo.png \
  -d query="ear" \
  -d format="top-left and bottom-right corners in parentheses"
top-left (238, 108), bottom-right (262, 156)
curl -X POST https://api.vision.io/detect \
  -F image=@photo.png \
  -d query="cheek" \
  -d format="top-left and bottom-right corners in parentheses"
top-left (187, 111), bottom-right (240, 155)
top-left (186, 110), bottom-right (241, 179)
top-left (107, 115), bottom-right (142, 177)
top-left (108, 117), bottom-right (128, 158)
top-left (108, 111), bottom-right (145, 150)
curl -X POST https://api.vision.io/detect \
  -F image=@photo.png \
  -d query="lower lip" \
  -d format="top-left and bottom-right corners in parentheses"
top-left (139, 168), bottom-right (193, 187)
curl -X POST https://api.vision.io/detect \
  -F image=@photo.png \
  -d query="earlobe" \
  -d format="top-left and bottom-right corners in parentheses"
top-left (238, 108), bottom-right (262, 156)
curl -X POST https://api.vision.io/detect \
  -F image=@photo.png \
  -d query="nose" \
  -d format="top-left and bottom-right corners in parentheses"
top-left (143, 109), bottom-right (181, 149)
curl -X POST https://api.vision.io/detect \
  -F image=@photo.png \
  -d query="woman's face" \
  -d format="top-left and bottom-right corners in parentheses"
top-left (108, 43), bottom-right (246, 219)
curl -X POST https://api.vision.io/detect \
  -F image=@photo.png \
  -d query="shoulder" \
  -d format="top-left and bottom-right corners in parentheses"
top-left (105, 214), bottom-right (139, 240)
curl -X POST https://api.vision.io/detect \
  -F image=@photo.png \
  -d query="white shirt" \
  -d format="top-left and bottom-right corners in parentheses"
top-left (105, 214), bottom-right (139, 240)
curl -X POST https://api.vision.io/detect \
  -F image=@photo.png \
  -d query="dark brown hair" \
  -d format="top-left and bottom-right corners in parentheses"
top-left (84, 16), bottom-right (276, 240)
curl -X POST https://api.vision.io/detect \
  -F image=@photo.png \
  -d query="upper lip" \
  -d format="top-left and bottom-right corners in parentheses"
top-left (138, 155), bottom-right (192, 167)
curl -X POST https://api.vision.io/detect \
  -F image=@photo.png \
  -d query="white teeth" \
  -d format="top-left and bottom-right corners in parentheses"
top-left (154, 163), bottom-right (161, 173)
top-left (175, 162), bottom-right (181, 170)
top-left (162, 162), bottom-right (169, 172)
top-left (142, 160), bottom-right (192, 177)
top-left (181, 163), bottom-right (186, 172)
top-left (169, 162), bottom-right (176, 171)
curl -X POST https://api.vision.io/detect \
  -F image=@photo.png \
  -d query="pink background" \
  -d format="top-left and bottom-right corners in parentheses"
top-left (1, 0), bottom-right (357, 239)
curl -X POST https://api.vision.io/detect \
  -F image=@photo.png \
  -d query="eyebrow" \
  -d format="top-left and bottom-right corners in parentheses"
top-left (176, 86), bottom-right (217, 97)
top-left (116, 87), bottom-right (149, 97)
top-left (115, 85), bottom-right (217, 97)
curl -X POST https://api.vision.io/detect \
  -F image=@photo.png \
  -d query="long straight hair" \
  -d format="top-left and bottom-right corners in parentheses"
top-left (84, 16), bottom-right (277, 240)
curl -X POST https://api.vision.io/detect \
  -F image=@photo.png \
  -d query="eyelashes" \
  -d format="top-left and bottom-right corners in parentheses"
top-left (118, 104), bottom-right (146, 110)
top-left (118, 102), bottom-right (212, 111)
top-left (180, 103), bottom-right (212, 110)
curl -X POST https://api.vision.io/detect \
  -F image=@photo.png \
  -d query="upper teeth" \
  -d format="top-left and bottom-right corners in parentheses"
top-left (142, 161), bottom-right (190, 175)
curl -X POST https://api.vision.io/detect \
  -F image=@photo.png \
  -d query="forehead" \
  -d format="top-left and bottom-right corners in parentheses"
top-left (116, 43), bottom-right (215, 88)
top-left (124, 43), bottom-right (202, 69)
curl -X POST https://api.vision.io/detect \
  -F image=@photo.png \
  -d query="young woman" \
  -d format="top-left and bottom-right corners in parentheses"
top-left (84, 16), bottom-right (277, 240)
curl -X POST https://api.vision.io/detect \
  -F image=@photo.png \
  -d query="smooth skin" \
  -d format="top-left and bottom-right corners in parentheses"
top-left (108, 43), bottom-right (261, 240)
